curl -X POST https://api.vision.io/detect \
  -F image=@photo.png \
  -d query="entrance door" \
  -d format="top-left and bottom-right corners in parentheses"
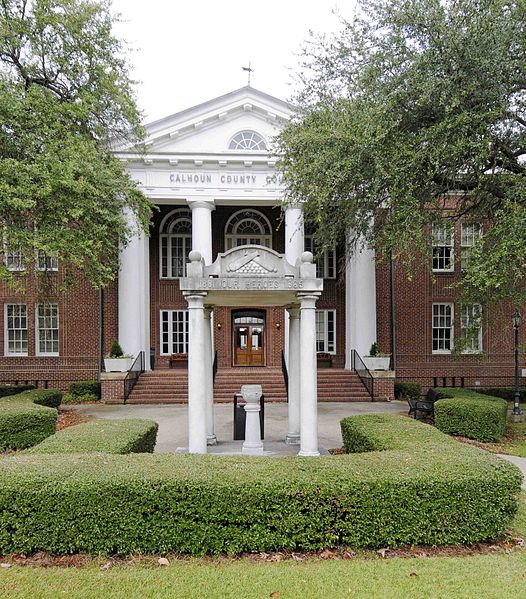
top-left (233, 311), bottom-right (265, 366)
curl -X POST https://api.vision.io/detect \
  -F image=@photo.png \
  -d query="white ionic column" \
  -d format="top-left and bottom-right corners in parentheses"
top-left (118, 208), bottom-right (150, 370)
top-left (286, 305), bottom-right (301, 445)
top-left (188, 199), bottom-right (215, 265)
top-left (298, 292), bottom-right (320, 457)
top-left (204, 307), bottom-right (216, 445)
top-left (345, 240), bottom-right (377, 366)
top-left (284, 203), bottom-right (304, 364)
top-left (184, 291), bottom-right (208, 454)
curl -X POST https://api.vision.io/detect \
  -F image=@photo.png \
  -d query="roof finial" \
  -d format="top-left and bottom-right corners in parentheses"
top-left (242, 62), bottom-right (254, 86)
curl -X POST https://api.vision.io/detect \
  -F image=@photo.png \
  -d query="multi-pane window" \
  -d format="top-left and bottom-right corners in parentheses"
top-left (225, 210), bottom-right (272, 249)
top-left (36, 252), bottom-right (58, 272)
top-left (461, 223), bottom-right (482, 269)
top-left (461, 304), bottom-right (482, 353)
top-left (432, 224), bottom-right (454, 272)
top-left (36, 304), bottom-right (59, 355)
top-left (160, 310), bottom-right (189, 355)
top-left (159, 209), bottom-right (192, 278)
top-left (432, 303), bottom-right (454, 353)
top-left (5, 304), bottom-right (28, 355)
top-left (304, 236), bottom-right (336, 279)
top-left (4, 247), bottom-right (24, 271)
top-left (228, 130), bottom-right (267, 151)
top-left (315, 310), bottom-right (336, 354)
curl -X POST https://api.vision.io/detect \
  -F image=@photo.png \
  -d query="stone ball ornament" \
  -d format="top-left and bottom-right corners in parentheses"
top-left (188, 250), bottom-right (202, 263)
top-left (301, 251), bottom-right (314, 263)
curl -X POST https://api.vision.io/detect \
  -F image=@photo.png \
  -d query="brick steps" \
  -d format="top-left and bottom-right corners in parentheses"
top-left (126, 367), bottom-right (371, 404)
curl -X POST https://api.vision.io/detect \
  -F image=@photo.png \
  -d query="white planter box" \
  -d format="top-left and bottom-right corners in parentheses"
top-left (104, 357), bottom-right (134, 372)
top-left (363, 356), bottom-right (391, 371)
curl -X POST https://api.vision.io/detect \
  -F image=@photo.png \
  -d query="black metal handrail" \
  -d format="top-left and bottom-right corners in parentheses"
top-left (123, 351), bottom-right (145, 403)
top-left (281, 350), bottom-right (289, 400)
top-left (213, 350), bottom-right (218, 383)
top-left (350, 349), bottom-right (374, 401)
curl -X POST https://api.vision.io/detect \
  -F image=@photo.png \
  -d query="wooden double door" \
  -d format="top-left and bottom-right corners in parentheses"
top-left (233, 311), bottom-right (265, 366)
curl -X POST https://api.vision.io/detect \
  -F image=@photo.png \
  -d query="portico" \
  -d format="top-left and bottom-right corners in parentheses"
top-left (180, 246), bottom-right (323, 455)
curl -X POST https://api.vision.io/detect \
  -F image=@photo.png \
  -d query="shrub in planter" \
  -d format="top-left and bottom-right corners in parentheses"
top-left (27, 419), bottom-right (158, 454)
top-left (0, 384), bottom-right (35, 398)
top-left (394, 382), bottom-right (421, 402)
top-left (69, 381), bottom-right (101, 400)
top-left (434, 389), bottom-right (508, 442)
top-left (0, 393), bottom-right (58, 451)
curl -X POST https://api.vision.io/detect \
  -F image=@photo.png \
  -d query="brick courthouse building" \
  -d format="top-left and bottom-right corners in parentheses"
top-left (0, 87), bottom-right (522, 404)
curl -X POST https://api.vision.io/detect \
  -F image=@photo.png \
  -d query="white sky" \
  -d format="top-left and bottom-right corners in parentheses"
top-left (111, 0), bottom-right (356, 123)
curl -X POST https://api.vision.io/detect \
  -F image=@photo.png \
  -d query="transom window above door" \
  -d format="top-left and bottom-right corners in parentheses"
top-left (159, 208), bottom-right (192, 278)
top-left (228, 130), bottom-right (267, 151)
top-left (225, 209), bottom-right (272, 250)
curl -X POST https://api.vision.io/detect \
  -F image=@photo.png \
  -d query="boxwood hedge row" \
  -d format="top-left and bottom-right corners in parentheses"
top-left (0, 415), bottom-right (521, 556)
top-left (0, 392), bottom-right (59, 451)
top-left (0, 384), bottom-right (35, 398)
top-left (434, 389), bottom-right (508, 442)
top-left (27, 419), bottom-right (158, 455)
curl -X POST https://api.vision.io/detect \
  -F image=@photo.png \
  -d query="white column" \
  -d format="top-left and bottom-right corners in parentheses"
top-left (204, 307), bottom-right (216, 445)
top-left (184, 292), bottom-right (208, 454)
top-left (286, 305), bottom-right (301, 445)
top-left (298, 293), bottom-right (320, 457)
top-left (284, 203), bottom-right (304, 365)
top-left (188, 199), bottom-right (215, 265)
top-left (345, 241), bottom-right (377, 365)
top-left (118, 208), bottom-right (150, 370)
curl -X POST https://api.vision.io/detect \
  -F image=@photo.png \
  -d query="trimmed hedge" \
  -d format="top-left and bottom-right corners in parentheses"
top-left (69, 381), bottom-right (101, 400)
top-left (0, 392), bottom-right (58, 451)
top-left (0, 415), bottom-right (521, 556)
top-left (394, 382), bottom-right (421, 402)
top-left (0, 384), bottom-right (35, 398)
top-left (434, 388), bottom-right (508, 442)
top-left (27, 419), bottom-right (158, 454)
top-left (21, 388), bottom-right (63, 409)
top-left (477, 388), bottom-right (526, 402)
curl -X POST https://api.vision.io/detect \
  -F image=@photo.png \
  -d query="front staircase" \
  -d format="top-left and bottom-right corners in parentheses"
top-left (126, 367), bottom-right (371, 404)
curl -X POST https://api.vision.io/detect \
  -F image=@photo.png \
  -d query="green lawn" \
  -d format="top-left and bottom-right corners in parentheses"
top-left (1, 493), bottom-right (526, 599)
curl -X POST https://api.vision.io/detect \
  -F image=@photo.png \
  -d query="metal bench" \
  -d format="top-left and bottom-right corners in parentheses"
top-left (408, 388), bottom-right (440, 420)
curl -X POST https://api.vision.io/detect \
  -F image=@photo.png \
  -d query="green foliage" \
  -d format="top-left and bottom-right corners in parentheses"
top-left (434, 388), bottom-right (508, 442)
top-left (394, 382), bottom-right (421, 402)
top-left (108, 340), bottom-right (124, 358)
top-left (0, 416), bottom-right (521, 555)
top-left (62, 393), bottom-right (99, 404)
top-left (278, 0), bottom-right (526, 304)
top-left (21, 388), bottom-right (63, 409)
top-left (477, 388), bottom-right (526, 402)
top-left (69, 381), bottom-right (101, 399)
top-left (0, 0), bottom-right (152, 290)
top-left (368, 342), bottom-right (378, 357)
top-left (0, 384), bottom-right (35, 398)
top-left (27, 419), bottom-right (158, 455)
top-left (0, 392), bottom-right (58, 451)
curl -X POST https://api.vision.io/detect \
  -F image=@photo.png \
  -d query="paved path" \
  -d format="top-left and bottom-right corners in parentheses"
top-left (498, 454), bottom-right (526, 489)
top-left (67, 401), bottom-right (407, 454)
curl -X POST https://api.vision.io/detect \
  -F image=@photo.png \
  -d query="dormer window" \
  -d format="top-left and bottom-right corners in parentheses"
top-left (228, 130), bottom-right (267, 151)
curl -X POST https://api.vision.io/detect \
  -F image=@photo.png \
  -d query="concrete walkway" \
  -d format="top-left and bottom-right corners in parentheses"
top-left (67, 401), bottom-right (407, 455)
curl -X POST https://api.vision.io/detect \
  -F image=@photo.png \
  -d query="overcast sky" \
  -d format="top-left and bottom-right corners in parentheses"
top-left (111, 0), bottom-right (357, 123)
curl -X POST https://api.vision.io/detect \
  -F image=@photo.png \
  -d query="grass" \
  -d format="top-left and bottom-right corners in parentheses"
top-left (1, 493), bottom-right (526, 599)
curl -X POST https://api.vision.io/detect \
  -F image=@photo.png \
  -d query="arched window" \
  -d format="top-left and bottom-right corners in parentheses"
top-left (228, 130), bottom-right (267, 151)
top-left (159, 208), bottom-right (192, 278)
top-left (225, 210), bottom-right (272, 250)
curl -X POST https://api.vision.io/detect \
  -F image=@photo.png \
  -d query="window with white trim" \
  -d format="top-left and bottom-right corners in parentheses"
top-left (225, 210), bottom-right (272, 250)
top-left (432, 303), bottom-right (454, 353)
top-left (36, 303), bottom-right (59, 355)
top-left (461, 303), bottom-right (482, 353)
top-left (36, 252), bottom-right (58, 272)
top-left (228, 130), bottom-right (267, 151)
top-left (4, 246), bottom-right (24, 271)
top-left (461, 223), bottom-right (482, 269)
top-left (432, 224), bottom-right (454, 272)
top-left (304, 235), bottom-right (336, 279)
top-left (5, 304), bottom-right (28, 356)
top-left (159, 209), bottom-right (192, 278)
top-left (160, 310), bottom-right (189, 355)
top-left (316, 310), bottom-right (336, 354)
